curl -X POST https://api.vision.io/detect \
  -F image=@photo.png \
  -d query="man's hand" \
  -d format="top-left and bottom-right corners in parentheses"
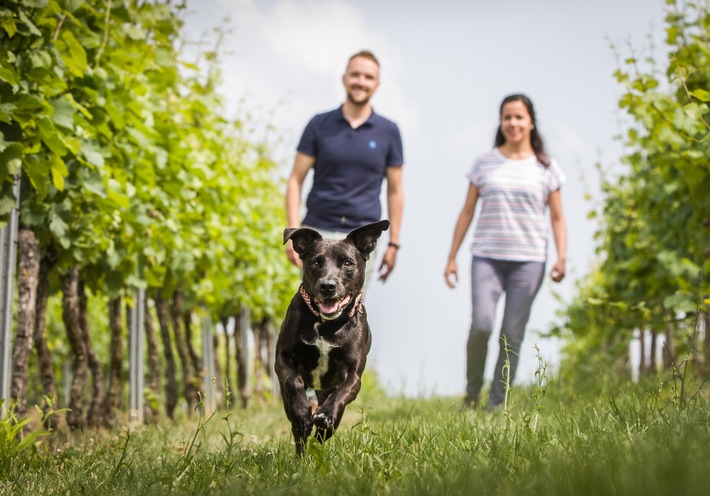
top-left (378, 246), bottom-right (397, 282)
top-left (285, 240), bottom-right (303, 268)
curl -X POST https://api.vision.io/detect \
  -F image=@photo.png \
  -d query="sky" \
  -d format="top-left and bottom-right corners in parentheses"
top-left (183, 0), bottom-right (667, 397)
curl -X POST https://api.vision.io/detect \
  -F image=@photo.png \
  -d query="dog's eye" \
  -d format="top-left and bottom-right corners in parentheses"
top-left (310, 260), bottom-right (320, 269)
top-left (342, 260), bottom-right (354, 269)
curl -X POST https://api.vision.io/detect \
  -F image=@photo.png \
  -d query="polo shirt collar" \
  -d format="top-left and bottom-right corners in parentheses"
top-left (338, 105), bottom-right (376, 128)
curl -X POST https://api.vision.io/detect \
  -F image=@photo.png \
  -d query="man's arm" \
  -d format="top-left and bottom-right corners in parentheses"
top-left (285, 152), bottom-right (316, 267)
top-left (378, 165), bottom-right (403, 281)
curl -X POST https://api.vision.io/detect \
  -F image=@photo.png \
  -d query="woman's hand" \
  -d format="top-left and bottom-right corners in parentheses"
top-left (550, 259), bottom-right (565, 282)
top-left (444, 259), bottom-right (459, 288)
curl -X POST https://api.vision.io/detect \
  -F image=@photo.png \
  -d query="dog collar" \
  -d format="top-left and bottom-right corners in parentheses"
top-left (298, 284), bottom-right (363, 322)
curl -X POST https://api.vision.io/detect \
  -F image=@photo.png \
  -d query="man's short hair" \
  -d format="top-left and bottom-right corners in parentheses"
top-left (347, 50), bottom-right (380, 69)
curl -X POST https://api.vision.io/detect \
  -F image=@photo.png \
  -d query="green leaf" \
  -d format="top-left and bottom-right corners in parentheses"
top-left (29, 49), bottom-right (53, 72)
top-left (145, 265), bottom-right (167, 288)
top-left (81, 142), bottom-right (105, 168)
top-left (37, 117), bottom-right (67, 156)
top-left (104, 100), bottom-right (125, 130)
top-left (80, 168), bottom-right (106, 198)
top-left (0, 195), bottom-right (16, 216)
top-left (48, 211), bottom-right (69, 241)
top-left (107, 178), bottom-right (130, 209)
top-left (17, 11), bottom-right (42, 37)
top-left (58, 31), bottom-right (87, 77)
top-left (60, 0), bottom-right (85, 13)
top-left (690, 88), bottom-right (710, 102)
top-left (682, 102), bottom-right (701, 120)
top-left (125, 26), bottom-right (147, 41)
top-left (1, 18), bottom-right (18, 39)
top-left (51, 155), bottom-right (68, 191)
top-left (24, 154), bottom-right (50, 199)
top-left (0, 143), bottom-right (23, 178)
top-left (662, 292), bottom-right (696, 313)
top-left (22, 0), bottom-right (49, 7)
top-left (11, 94), bottom-right (46, 123)
top-left (126, 127), bottom-right (154, 149)
top-left (52, 97), bottom-right (75, 131)
top-left (0, 65), bottom-right (18, 88)
top-left (0, 103), bottom-right (14, 124)
top-left (20, 202), bottom-right (47, 227)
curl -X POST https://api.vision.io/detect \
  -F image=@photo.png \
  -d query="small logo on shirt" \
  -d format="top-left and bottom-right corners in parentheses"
top-left (368, 140), bottom-right (377, 149)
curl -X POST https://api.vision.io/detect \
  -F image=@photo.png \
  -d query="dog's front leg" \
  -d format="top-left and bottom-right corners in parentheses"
top-left (312, 369), bottom-right (362, 432)
top-left (277, 364), bottom-right (313, 455)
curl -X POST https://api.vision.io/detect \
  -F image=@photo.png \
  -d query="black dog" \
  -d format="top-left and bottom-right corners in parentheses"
top-left (275, 220), bottom-right (390, 454)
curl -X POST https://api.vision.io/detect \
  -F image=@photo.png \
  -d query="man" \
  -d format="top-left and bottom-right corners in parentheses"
top-left (285, 50), bottom-right (404, 288)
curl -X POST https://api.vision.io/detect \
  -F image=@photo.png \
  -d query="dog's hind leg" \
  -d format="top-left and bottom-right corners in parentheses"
top-left (293, 431), bottom-right (309, 455)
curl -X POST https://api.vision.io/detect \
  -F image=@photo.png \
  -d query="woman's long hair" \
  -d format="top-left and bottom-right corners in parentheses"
top-left (494, 94), bottom-right (550, 167)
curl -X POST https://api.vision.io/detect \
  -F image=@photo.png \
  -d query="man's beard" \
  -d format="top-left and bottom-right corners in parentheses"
top-left (346, 91), bottom-right (371, 106)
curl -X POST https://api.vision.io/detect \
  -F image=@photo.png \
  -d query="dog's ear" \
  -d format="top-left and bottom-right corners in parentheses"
top-left (345, 220), bottom-right (390, 259)
top-left (284, 227), bottom-right (322, 258)
top-left (283, 228), bottom-right (299, 244)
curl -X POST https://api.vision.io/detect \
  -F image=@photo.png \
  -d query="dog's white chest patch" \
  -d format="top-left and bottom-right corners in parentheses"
top-left (309, 323), bottom-right (333, 390)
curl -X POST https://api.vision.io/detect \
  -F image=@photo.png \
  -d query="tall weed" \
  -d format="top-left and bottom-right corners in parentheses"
top-left (0, 397), bottom-right (63, 484)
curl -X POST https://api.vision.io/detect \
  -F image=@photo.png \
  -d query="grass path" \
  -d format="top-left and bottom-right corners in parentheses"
top-left (3, 376), bottom-right (709, 495)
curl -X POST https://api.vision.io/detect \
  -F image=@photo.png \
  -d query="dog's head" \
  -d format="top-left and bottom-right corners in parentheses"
top-left (284, 220), bottom-right (390, 320)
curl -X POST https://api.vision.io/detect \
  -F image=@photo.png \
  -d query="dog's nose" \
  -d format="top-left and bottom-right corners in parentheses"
top-left (319, 280), bottom-right (337, 296)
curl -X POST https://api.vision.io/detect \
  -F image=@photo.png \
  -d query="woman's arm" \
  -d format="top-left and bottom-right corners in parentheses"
top-left (548, 189), bottom-right (567, 282)
top-left (445, 184), bottom-right (479, 288)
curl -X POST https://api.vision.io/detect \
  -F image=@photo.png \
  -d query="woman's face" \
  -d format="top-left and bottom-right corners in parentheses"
top-left (500, 100), bottom-right (534, 146)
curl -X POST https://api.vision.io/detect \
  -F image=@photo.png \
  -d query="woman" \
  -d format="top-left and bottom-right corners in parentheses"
top-left (444, 94), bottom-right (567, 410)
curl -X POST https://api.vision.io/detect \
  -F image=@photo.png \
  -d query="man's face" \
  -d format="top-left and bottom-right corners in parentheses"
top-left (342, 56), bottom-right (380, 105)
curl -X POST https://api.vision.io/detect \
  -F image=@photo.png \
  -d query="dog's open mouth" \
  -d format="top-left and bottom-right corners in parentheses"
top-left (315, 294), bottom-right (352, 320)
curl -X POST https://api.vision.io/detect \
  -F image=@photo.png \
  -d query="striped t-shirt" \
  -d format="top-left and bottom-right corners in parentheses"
top-left (467, 149), bottom-right (566, 262)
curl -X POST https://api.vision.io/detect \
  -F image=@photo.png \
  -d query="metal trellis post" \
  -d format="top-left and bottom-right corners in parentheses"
top-left (240, 307), bottom-right (251, 400)
top-left (201, 312), bottom-right (216, 414)
top-left (0, 177), bottom-right (20, 413)
top-left (128, 288), bottom-right (145, 425)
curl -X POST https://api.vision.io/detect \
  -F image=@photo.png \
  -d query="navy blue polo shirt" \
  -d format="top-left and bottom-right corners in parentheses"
top-left (297, 106), bottom-right (404, 232)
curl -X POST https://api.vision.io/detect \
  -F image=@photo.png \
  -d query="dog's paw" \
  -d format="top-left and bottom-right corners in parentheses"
top-left (312, 412), bottom-right (334, 430)
top-left (292, 417), bottom-right (314, 440)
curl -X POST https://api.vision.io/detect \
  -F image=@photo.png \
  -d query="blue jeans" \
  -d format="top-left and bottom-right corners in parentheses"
top-left (466, 256), bottom-right (545, 407)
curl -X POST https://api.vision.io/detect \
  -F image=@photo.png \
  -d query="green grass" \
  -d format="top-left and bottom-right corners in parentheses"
top-left (2, 373), bottom-right (709, 495)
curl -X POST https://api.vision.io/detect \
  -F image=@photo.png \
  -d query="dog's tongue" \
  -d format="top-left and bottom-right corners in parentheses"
top-left (319, 294), bottom-right (351, 315)
top-left (319, 300), bottom-right (340, 314)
